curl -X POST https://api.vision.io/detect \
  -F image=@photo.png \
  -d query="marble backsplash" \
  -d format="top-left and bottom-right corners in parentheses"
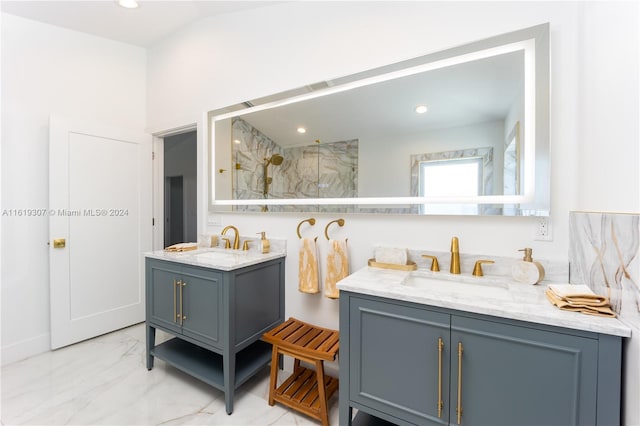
top-left (400, 247), bottom-right (568, 283)
top-left (569, 211), bottom-right (640, 330)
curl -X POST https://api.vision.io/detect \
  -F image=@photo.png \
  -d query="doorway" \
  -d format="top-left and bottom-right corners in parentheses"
top-left (163, 130), bottom-right (197, 247)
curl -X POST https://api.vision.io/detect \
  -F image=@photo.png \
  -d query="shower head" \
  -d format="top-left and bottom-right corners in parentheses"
top-left (265, 153), bottom-right (284, 166)
top-left (263, 153), bottom-right (283, 197)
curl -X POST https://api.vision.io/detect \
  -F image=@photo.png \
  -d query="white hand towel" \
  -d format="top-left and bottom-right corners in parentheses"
top-left (324, 239), bottom-right (349, 299)
top-left (298, 237), bottom-right (319, 294)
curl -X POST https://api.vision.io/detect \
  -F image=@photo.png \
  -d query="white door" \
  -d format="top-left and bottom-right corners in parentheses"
top-left (49, 116), bottom-right (152, 349)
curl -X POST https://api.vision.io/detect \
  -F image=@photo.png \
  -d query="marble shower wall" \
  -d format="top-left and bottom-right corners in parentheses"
top-left (569, 211), bottom-right (640, 330)
top-left (232, 118), bottom-right (358, 212)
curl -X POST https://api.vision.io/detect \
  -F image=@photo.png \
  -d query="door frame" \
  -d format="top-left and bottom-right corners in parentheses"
top-left (151, 117), bottom-right (207, 251)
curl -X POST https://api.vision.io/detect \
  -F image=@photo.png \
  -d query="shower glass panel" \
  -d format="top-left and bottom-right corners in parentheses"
top-left (230, 115), bottom-right (359, 212)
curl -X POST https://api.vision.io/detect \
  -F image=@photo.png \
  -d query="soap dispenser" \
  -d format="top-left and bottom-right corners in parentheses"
top-left (512, 248), bottom-right (545, 285)
top-left (257, 232), bottom-right (270, 254)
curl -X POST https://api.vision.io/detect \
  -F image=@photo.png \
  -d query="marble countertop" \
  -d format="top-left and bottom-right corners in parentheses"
top-left (145, 248), bottom-right (285, 271)
top-left (337, 266), bottom-right (632, 337)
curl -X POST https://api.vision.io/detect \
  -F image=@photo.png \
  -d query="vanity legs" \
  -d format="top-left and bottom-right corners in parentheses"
top-left (145, 324), bottom-right (239, 415)
top-left (223, 348), bottom-right (235, 415)
top-left (146, 325), bottom-right (155, 370)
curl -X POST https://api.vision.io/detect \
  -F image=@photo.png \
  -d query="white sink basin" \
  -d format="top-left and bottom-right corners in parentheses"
top-left (403, 270), bottom-right (509, 290)
top-left (193, 249), bottom-right (249, 261)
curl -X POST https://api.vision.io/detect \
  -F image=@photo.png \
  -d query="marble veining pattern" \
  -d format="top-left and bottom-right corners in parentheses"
top-left (1, 324), bottom-right (339, 425)
top-left (337, 266), bottom-right (631, 337)
top-left (569, 211), bottom-right (640, 332)
top-left (232, 118), bottom-right (358, 213)
top-left (144, 239), bottom-right (286, 271)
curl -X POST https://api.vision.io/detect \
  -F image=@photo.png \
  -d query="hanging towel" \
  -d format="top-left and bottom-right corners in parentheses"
top-left (324, 239), bottom-right (349, 299)
top-left (298, 237), bottom-right (320, 294)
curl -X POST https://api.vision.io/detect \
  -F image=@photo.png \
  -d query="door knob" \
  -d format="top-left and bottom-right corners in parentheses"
top-left (53, 238), bottom-right (66, 248)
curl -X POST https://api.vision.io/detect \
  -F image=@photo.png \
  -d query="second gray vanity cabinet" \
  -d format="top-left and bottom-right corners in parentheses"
top-left (349, 297), bottom-right (451, 425)
top-left (340, 292), bottom-right (619, 426)
top-left (449, 315), bottom-right (598, 426)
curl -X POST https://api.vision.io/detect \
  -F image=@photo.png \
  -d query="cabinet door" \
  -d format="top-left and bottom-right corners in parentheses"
top-left (181, 266), bottom-right (223, 350)
top-left (350, 296), bottom-right (450, 425)
top-left (450, 315), bottom-right (598, 426)
top-left (147, 262), bottom-right (181, 333)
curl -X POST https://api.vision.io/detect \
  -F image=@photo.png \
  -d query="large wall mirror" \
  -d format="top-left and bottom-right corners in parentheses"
top-left (209, 23), bottom-right (549, 216)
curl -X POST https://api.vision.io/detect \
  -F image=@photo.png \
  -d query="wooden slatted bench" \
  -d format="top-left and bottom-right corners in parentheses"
top-left (262, 317), bottom-right (339, 426)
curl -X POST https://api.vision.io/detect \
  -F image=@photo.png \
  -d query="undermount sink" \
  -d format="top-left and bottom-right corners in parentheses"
top-left (403, 270), bottom-right (509, 290)
top-left (193, 249), bottom-right (249, 261)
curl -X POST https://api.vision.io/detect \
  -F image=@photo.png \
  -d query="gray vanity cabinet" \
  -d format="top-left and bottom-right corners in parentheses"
top-left (340, 292), bottom-right (622, 426)
top-left (449, 315), bottom-right (598, 426)
top-left (145, 256), bottom-right (285, 415)
top-left (348, 297), bottom-right (451, 425)
top-left (147, 262), bottom-right (222, 348)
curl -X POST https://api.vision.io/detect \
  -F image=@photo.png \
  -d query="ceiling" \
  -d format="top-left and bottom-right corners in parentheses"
top-left (0, 1), bottom-right (280, 47)
top-left (234, 50), bottom-right (524, 148)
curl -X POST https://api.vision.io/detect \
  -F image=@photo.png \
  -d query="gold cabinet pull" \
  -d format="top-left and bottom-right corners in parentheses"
top-left (437, 337), bottom-right (444, 418)
top-left (457, 342), bottom-right (463, 425)
top-left (173, 280), bottom-right (178, 323)
top-left (179, 281), bottom-right (186, 325)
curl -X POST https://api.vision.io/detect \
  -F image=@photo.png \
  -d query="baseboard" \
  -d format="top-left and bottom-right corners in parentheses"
top-left (2, 332), bottom-right (50, 366)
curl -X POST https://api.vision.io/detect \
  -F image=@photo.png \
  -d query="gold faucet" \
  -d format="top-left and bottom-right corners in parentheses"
top-left (421, 254), bottom-right (440, 272)
top-left (221, 225), bottom-right (240, 250)
top-left (472, 260), bottom-right (495, 277)
top-left (450, 236), bottom-right (461, 274)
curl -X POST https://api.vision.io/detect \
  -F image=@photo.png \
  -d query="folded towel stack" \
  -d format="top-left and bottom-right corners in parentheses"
top-left (545, 284), bottom-right (616, 318)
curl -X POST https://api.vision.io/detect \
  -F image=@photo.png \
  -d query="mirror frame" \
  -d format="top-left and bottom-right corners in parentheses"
top-left (209, 23), bottom-right (549, 216)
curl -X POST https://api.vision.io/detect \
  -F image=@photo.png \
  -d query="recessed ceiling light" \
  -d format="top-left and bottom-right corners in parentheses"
top-left (297, 127), bottom-right (307, 134)
top-left (233, 139), bottom-right (241, 144)
top-left (117, 0), bottom-right (139, 9)
top-left (415, 105), bottom-right (428, 114)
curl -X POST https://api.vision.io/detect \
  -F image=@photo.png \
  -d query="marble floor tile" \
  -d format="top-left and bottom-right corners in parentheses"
top-left (1, 324), bottom-right (340, 425)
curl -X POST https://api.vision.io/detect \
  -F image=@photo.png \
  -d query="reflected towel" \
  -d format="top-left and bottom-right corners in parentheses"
top-left (324, 239), bottom-right (349, 299)
top-left (545, 284), bottom-right (616, 318)
top-left (298, 238), bottom-right (319, 294)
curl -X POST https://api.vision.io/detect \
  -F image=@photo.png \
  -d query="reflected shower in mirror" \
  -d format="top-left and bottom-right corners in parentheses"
top-left (231, 117), bottom-right (358, 212)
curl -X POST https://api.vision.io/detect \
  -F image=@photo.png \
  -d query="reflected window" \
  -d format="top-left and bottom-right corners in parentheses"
top-left (419, 158), bottom-right (482, 214)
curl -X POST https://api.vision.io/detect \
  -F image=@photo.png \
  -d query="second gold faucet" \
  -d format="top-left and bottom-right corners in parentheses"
top-left (450, 236), bottom-right (460, 274)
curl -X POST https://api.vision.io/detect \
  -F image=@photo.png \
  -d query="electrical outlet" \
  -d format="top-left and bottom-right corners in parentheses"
top-left (533, 216), bottom-right (552, 241)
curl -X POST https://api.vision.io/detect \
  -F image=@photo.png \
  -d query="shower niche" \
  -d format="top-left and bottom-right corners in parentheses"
top-left (231, 117), bottom-right (358, 212)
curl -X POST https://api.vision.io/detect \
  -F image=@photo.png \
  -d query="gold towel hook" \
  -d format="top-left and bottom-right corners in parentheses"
top-left (324, 218), bottom-right (345, 240)
top-left (296, 218), bottom-right (316, 239)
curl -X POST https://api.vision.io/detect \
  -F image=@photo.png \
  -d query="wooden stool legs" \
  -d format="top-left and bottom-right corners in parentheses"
top-left (268, 345), bottom-right (279, 406)
top-left (315, 359), bottom-right (329, 426)
top-left (263, 318), bottom-right (340, 426)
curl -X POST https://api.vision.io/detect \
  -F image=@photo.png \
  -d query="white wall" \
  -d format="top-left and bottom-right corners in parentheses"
top-left (575, 3), bottom-right (640, 425)
top-left (1, 14), bottom-right (147, 364)
top-left (147, 2), bottom-right (639, 424)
